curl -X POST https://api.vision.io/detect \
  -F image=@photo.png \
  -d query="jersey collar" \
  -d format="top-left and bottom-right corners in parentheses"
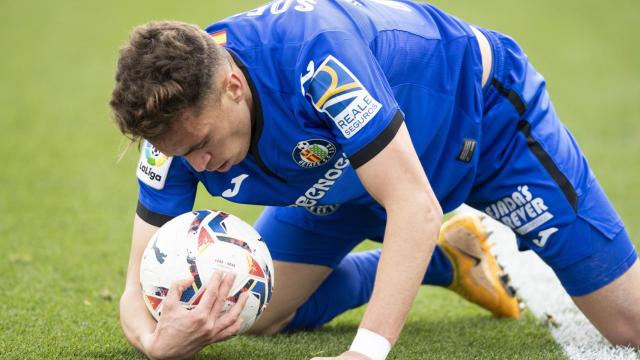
top-left (228, 50), bottom-right (287, 183)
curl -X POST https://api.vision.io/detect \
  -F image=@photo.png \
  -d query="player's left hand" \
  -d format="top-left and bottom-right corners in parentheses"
top-left (311, 350), bottom-right (371, 360)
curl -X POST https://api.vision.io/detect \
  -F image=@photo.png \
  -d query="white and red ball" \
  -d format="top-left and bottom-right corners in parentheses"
top-left (139, 210), bottom-right (274, 333)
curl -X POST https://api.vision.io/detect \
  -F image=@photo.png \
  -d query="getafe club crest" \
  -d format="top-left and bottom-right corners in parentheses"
top-left (292, 139), bottom-right (336, 168)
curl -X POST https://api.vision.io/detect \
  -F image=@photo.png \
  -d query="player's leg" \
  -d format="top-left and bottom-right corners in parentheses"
top-left (288, 212), bottom-right (522, 331)
top-left (251, 203), bottom-right (521, 335)
top-left (572, 260), bottom-right (640, 346)
top-left (249, 204), bottom-right (458, 334)
top-left (248, 260), bottom-right (331, 335)
top-left (283, 213), bottom-right (524, 330)
top-left (248, 205), bottom-right (376, 335)
top-left (282, 249), bottom-right (382, 331)
top-left (469, 27), bottom-right (640, 346)
top-left (567, 228), bottom-right (640, 346)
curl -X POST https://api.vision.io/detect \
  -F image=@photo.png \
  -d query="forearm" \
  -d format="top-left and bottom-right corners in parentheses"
top-left (120, 286), bottom-right (157, 356)
top-left (360, 199), bottom-right (442, 345)
top-left (120, 215), bottom-right (161, 357)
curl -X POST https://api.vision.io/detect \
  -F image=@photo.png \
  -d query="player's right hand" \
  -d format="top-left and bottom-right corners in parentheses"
top-left (142, 271), bottom-right (250, 360)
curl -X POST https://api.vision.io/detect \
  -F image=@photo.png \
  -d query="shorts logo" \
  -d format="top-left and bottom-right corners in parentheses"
top-left (137, 141), bottom-right (173, 190)
top-left (292, 139), bottom-right (336, 168)
top-left (484, 185), bottom-right (555, 236)
top-left (301, 55), bottom-right (382, 139)
top-left (531, 227), bottom-right (558, 248)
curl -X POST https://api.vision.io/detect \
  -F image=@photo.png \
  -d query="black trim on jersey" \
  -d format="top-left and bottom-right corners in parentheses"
top-left (491, 78), bottom-right (526, 117)
top-left (348, 111), bottom-right (404, 169)
top-left (136, 201), bottom-right (175, 227)
top-left (229, 52), bottom-right (287, 184)
top-left (492, 77), bottom-right (577, 211)
top-left (518, 121), bottom-right (578, 211)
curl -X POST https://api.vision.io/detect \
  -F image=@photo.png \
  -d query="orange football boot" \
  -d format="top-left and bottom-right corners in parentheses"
top-left (438, 213), bottom-right (522, 318)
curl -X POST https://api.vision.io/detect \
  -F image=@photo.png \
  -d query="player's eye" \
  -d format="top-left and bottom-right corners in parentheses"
top-left (183, 137), bottom-right (209, 157)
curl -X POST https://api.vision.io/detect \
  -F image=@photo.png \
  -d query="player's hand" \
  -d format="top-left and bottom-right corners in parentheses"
top-left (311, 351), bottom-right (371, 360)
top-left (142, 271), bottom-right (249, 360)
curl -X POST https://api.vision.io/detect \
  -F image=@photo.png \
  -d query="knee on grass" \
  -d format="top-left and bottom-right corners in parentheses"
top-left (604, 321), bottom-right (640, 348)
top-left (247, 311), bottom-right (296, 336)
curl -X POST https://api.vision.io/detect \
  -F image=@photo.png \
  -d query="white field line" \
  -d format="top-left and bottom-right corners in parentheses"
top-left (456, 205), bottom-right (638, 360)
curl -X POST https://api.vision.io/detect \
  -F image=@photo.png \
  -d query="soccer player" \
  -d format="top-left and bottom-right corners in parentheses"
top-left (110, 1), bottom-right (640, 359)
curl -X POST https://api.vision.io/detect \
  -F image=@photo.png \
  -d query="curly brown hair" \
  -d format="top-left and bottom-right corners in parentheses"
top-left (110, 21), bottom-right (225, 142)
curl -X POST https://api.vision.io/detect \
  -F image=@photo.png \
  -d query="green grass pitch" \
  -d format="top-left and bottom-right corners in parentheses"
top-left (1, 0), bottom-right (638, 358)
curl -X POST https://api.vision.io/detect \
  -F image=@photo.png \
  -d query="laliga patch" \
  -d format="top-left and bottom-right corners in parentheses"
top-left (292, 139), bottom-right (336, 168)
top-left (303, 55), bottom-right (382, 139)
top-left (137, 140), bottom-right (173, 190)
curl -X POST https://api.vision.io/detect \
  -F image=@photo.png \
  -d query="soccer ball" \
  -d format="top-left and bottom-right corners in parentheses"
top-left (139, 209), bottom-right (274, 334)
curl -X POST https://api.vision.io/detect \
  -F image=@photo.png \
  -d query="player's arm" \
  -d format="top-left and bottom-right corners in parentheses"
top-left (351, 122), bottom-right (442, 357)
top-left (119, 214), bottom-right (249, 360)
top-left (296, 27), bottom-right (442, 358)
top-left (119, 214), bottom-right (161, 353)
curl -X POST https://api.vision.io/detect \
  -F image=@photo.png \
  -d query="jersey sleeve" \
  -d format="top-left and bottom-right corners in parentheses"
top-left (135, 140), bottom-right (198, 226)
top-left (296, 31), bottom-right (404, 169)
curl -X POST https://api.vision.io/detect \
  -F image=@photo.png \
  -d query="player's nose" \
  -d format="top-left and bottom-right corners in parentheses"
top-left (185, 152), bottom-right (211, 172)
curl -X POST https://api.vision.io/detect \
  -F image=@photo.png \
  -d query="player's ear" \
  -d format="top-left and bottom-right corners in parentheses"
top-left (224, 71), bottom-right (244, 103)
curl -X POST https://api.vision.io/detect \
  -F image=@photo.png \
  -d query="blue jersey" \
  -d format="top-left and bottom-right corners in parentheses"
top-left (136, 0), bottom-right (486, 223)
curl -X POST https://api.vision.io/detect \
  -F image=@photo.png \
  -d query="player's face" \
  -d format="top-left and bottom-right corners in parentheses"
top-left (153, 69), bottom-right (253, 173)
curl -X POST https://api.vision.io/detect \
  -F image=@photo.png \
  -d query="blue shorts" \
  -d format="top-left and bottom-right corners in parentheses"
top-left (254, 28), bottom-right (637, 297)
